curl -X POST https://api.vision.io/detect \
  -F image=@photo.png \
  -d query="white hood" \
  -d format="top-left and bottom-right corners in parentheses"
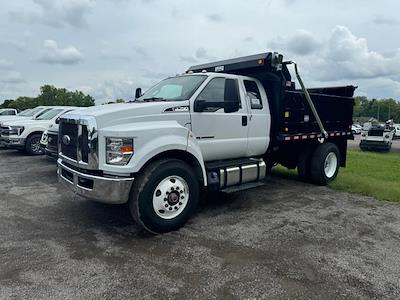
top-left (2, 119), bottom-right (52, 127)
top-left (0, 116), bottom-right (30, 124)
top-left (62, 101), bottom-right (190, 129)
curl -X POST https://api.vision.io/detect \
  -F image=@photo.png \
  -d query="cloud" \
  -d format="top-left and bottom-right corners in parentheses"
top-left (316, 26), bottom-right (400, 81)
top-left (0, 60), bottom-right (14, 70)
top-left (207, 14), bottom-right (223, 22)
top-left (372, 16), bottom-right (400, 25)
top-left (0, 71), bottom-right (24, 84)
top-left (10, 0), bottom-right (95, 28)
top-left (269, 26), bottom-right (400, 87)
top-left (180, 56), bottom-right (198, 63)
top-left (39, 40), bottom-right (84, 65)
top-left (268, 30), bottom-right (320, 56)
top-left (0, 39), bottom-right (26, 51)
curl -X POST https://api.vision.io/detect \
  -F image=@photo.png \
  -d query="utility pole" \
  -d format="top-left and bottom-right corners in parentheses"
top-left (388, 103), bottom-right (391, 120)
top-left (377, 105), bottom-right (380, 121)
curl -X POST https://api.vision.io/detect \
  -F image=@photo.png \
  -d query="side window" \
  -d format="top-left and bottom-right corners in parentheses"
top-left (196, 78), bottom-right (240, 112)
top-left (244, 80), bottom-right (262, 109)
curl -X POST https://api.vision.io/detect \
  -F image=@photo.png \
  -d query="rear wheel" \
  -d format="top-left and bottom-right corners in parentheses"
top-left (129, 159), bottom-right (200, 234)
top-left (25, 134), bottom-right (44, 155)
top-left (310, 143), bottom-right (340, 186)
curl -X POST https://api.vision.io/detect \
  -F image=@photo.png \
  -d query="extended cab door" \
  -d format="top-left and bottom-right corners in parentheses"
top-left (190, 76), bottom-right (248, 161)
top-left (241, 78), bottom-right (270, 156)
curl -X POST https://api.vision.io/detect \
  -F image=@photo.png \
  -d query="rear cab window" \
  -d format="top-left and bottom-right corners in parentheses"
top-left (244, 80), bottom-right (263, 109)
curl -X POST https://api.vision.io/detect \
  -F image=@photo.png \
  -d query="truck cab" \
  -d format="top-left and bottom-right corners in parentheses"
top-left (58, 52), bottom-right (355, 234)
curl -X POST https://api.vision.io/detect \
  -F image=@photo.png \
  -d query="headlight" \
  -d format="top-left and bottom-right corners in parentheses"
top-left (9, 126), bottom-right (24, 135)
top-left (106, 137), bottom-right (134, 165)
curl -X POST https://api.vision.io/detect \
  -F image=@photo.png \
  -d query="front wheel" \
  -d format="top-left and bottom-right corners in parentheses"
top-left (310, 143), bottom-right (340, 186)
top-left (129, 159), bottom-right (200, 234)
top-left (25, 134), bottom-right (44, 155)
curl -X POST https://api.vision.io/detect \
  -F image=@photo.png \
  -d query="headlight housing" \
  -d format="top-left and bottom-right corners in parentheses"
top-left (106, 137), bottom-right (134, 165)
top-left (9, 126), bottom-right (24, 135)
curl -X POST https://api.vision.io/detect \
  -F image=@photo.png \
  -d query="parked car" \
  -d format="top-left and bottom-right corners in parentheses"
top-left (1, 106), bottom-right (78, 154)
top-left (360, 123), bottom-right (395, 152)
top-left (40, 123), bottom-right (61, 160)
top-left (0, 108), bottom-right (17, 116)
top-left (57, 52), bottom-right (356, 234)
top-left (394, 124), bottom-right (400, 140)
top-left (0, 106), bottom-right (53, 127)
top-left (351, 124), bottom-right (362, 135)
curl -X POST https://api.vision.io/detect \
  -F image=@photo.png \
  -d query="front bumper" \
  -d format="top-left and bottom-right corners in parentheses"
top-left (45, 148), bottom-right (58, 160)
top-left (57, 159), bottom-right (134, 204)
top-left (360, 140), bottom-right (391, 151)
top-left (2, 137), bottom-right (25, 149)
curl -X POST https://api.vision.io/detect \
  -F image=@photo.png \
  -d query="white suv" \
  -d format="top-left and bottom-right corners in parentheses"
top-left (1, 106), bottom-right (78, 154)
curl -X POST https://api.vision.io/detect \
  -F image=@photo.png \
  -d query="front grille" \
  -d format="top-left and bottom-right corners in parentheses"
top-left (60, 123), bottom-right (78, 160)
top-left (47, 132), bottom-right (58, 151)
top-left (80, 125), bottom-right (89, 163)
top-left (368, 129), bottom-right (384, 137)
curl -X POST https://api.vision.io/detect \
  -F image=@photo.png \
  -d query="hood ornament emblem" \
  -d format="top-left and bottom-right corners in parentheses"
top-left (62, 135), bottom-right (71, 146)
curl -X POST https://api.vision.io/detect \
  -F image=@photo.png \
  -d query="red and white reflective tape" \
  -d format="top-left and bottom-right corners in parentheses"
top-left (282, 131), bottom-right (352, 141)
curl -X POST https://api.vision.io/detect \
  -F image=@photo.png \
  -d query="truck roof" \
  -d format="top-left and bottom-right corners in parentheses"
top-left (186, 51), bottom-right (291, 82)
top-left (187, 52), bottom-right (284, 72)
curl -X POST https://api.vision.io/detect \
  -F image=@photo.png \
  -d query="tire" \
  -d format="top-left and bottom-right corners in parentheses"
top-left (310, 143), bottom-right (340, 186)
top-left (129, 159), bottom-right (200, 234)
top-left (297, 147), bottom-right (314, 182)
top-left (25, 134), bottom-right (44, 155)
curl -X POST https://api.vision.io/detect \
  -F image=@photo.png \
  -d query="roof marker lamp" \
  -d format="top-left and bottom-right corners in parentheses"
top-left (106, 137), bottom-right (134, 165)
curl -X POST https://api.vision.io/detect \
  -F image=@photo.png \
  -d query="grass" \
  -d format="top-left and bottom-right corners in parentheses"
top-left (272, 150), bottom-right (400, 202)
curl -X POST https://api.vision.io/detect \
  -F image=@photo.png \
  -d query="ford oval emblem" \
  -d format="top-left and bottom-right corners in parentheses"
top-left (62, 135), bottom-right (71, 146)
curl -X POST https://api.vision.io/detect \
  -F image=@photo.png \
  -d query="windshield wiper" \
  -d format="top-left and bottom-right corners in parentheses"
top-left (142, 97), bottom-right (167, 102)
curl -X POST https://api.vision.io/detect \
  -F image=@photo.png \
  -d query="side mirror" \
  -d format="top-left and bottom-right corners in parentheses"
top-left (135, 88), bottom-right (142, 99)
top-left (224, 79), bottom-right (240, 113)
top-left (55, 117), bottom-right (60, 124)
top-left (194, 100), bottom-right (206, 112)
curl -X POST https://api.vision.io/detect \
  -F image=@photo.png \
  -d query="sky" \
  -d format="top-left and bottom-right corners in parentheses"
top-left (0, 0), bottom-right (399, 104)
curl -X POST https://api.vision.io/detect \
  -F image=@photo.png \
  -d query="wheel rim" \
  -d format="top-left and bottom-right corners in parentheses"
top-left (324, 152), bottom-right (337, 178)
top-left (152, 175), bottom-right (189, 219)
top-left (31, 138), bottom-right (43, 154)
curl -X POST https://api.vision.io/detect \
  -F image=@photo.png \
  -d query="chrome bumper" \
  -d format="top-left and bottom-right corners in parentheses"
top-left (57, 159), bottom-right (134, 204)
top-left (2, 137), bottom-right (25, 148)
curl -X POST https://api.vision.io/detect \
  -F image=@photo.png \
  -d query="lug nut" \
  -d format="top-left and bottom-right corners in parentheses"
top-left (174, 206), bottom-right (178, 210)
top-left (165, 204), bottom-right (168, 208)
top-left (169, 207), bottom-right (173, 211)
top-left (179, 202), bottom-right (182, 205)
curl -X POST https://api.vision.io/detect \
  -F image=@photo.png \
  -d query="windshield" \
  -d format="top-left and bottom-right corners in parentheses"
top-left (18, 109), bottom-right (31, 116)
top-left (21, 107), bottom-right (44, 117)
top-left (137, 75), bottom-right (207, 102)
top-left (36, 109), bottom-right (63, 120)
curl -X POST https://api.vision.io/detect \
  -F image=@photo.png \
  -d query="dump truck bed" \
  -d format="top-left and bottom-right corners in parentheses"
top-left (278, 87), bottom-right (355, 140)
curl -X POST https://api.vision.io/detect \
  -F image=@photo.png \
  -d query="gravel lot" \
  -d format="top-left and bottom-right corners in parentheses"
top-left (1, 149), bottom-right (400, 299)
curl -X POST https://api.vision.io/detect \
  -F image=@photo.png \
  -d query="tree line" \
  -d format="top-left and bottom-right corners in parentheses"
top-left (0, 85), bottom-right (95, 111)
top-left (354, 96), bottom-right (400, 123)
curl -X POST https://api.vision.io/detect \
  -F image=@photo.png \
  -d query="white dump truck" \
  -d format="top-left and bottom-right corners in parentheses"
top-left (57, 52), bottom-right (355, 233)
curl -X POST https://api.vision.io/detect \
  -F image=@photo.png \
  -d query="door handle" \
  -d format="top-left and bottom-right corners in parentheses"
top-left (242, 116), bottom-right (248, 126)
